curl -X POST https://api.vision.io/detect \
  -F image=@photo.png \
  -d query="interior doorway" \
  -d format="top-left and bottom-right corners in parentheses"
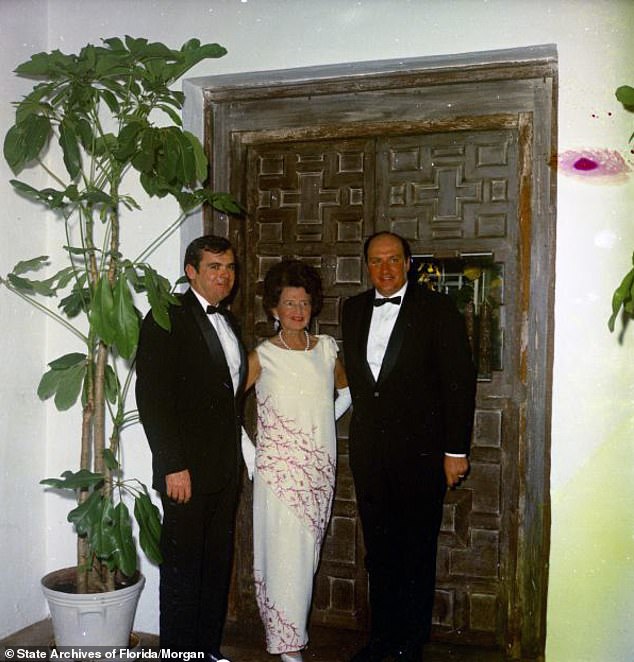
top-left (183, 45), bottom-right (557, 660)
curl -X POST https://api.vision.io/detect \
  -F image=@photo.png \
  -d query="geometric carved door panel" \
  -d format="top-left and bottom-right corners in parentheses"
top-left (236, 127), bottom-right (523, 644)
top-left (377, 131), bottom-right (518, 246)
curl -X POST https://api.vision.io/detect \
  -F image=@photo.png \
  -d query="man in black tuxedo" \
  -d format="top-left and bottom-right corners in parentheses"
top-left (136, 235), bottom-right (247, 662)
top-left (342, 231), bottom-right (476, 662)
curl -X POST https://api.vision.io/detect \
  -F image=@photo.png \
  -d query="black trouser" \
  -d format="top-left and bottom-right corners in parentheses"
top-left (159, 477), bottom-right (239, 653)
top-left (354, 454), bottom-right (445, 649)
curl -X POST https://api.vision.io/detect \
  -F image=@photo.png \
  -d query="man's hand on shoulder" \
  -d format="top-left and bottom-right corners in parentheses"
top-left (444, 455), bottom-right (469, 489)
top-left (165, 469), bottom-right (192, 503)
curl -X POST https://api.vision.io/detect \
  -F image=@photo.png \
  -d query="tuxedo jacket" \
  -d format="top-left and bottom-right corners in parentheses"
top-left (135, 288), bottom-right (247, 495)
top-left (342, 284), bottom-right (476, 490)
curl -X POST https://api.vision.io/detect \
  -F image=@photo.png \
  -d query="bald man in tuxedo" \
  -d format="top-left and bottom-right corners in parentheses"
top-left (342, 232), bottom-right (476, 662)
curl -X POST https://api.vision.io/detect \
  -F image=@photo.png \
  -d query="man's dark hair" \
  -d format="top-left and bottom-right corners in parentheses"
top-left (262, 259), bottom-right (324, 319)
top-left (184, 235), bottom-right (234, 279)
top-left (363, 231), bottom-right (412, 262)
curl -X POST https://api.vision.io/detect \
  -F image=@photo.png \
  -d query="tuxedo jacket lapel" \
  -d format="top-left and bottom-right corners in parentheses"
top-left (225, 311), bottom-right (248, 397)
top-left (359, 292), bottom-right (378, 385)
top-left (184, 289), bottom-right (234, 391)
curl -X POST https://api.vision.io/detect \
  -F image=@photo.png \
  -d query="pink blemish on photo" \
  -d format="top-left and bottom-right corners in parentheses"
top-left (558, 149), bottom-right (631, 180)
top-left (573, 157), bottom-right (599, 171)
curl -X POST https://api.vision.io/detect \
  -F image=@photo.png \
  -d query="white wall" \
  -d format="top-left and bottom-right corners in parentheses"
top-left (1, 1), bottom-right (632, 659)
top-left (0, 0), bottom-right (50, 637)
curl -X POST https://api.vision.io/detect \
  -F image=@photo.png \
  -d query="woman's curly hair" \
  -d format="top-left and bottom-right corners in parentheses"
top-left (262, 259), bottom-right (323, 320)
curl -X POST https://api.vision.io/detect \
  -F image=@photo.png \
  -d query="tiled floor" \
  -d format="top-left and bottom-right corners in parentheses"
top-left (1, 619), bottom-right (505, 661)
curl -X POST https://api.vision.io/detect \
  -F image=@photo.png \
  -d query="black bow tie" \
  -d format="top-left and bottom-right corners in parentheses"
top-left (206, 304), bottom-right (227, 316)
top-left (374, 296), bottom-right (402, 307)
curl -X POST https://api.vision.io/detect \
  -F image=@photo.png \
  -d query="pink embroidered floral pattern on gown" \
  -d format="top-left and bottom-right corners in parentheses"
top-left (253, 335), bottom-right (338, 654)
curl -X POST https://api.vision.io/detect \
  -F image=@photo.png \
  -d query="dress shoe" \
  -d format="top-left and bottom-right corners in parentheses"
top-left (349, 638), bottom-right (392, 662)
top-left (389, 641), bottom-right (422, 661)
top-left (280, 653), bottom-right (303, 662)
top-left (206, 653), bottom-right (231, 662)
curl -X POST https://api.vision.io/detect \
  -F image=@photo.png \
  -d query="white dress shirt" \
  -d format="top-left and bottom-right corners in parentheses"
top-left (366, 282), bottom-right (408, 381)
top-left (191, 289), bottom-right (242, 394)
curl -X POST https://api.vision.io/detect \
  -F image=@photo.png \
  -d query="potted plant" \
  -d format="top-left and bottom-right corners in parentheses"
top-left (1, 36), bottom-right (239, 646)
top-left (608, 83), bottom-right (634, 335)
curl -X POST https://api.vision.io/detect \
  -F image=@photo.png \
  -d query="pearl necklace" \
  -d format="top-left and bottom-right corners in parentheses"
top-left (278, 329), bottom-right (310, 351)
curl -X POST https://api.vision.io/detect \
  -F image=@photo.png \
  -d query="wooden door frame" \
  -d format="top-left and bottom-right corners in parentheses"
top-left (182, 45), bottom-right (557, 660)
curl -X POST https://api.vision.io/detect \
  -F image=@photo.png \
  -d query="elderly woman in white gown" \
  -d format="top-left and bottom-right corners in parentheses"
top-left (242, 260), bottom-right (351, 662)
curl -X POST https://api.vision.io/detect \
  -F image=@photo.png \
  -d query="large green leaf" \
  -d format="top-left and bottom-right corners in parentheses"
top-left (37, 367), bottom-right (64, 400)
top-left (59, 118), bottom-right (81, 179)
top-left (59, 281), bottom-right (90, 318)
top-left (48, 352), bottom-right (87, 370)
top-left (7, 273), bottom-right (55, 296)
top-left (15, 84), bottom-right (54, 122)
top-left (3, 124), bottom-right (28, 173)
top-left (43, 469), bottom-right (104, 490)
top-left (67, 490), bottom-right (103, 539)
top-left (11, 255), bottom-right (49, 276)
top-left (89, 276), bottom-right (116, 344)
top-left (78, 188), bottom-right (114, 207)
top-left (7, 263), bottom-right (74, 298)
top-left (101, 37), bottom-right (126, 53)
top-left (134, 491), bottom-right (163, 565)
top-left (95, 51), bottom-right (131, 77)
top-left (202, 190), bottom-right (243, 215)
top-left (616, 85), bottom-right (634, 108)
top-left (115, 120), bottom-right (144, 162)
top-left (192, 42), bottom-right (228, 61)
top-left (173, 191), bottom-right (200, 213)
top-left (93, 132), bottom-right (118, 157)
top-left (89, 497), bottom-right (116, 563)
top-left (139, 171), bottom-right (162, 198)
top-left (74, 117), bottom-right (94, 152)
top-left (6, 274), bottom-right (33, 294)
top-left (104, 364), bottom-right (119, 404)
top-left (112, 502), bottom-right (137, 577)
top-left (37, 352), bottom-right (87, 410)
top-left (82, 498), bottom-right (136, 577)
top-left (10, 179), bottom-right (67, 209)
top-left (112, 275), bottom-right (140, 359)
top-left (140, 264), bottom-right (177, 331)
top-left (174, 129), bottom-right (197, 184)
top-left (131, 127), bottom-right (157, 174)
top-left (608, 265), bottom-right (634, 331)
top-left (53, 361), bottom-right (87, 410)
top-left (156, 129), bottom-right (179, 182)
top-left (4, 114), bottom-right (51, 174)
top-left (184, 131), bottom-right (208, 183)
top-left (86, 497), bottom-right (137, 577)
top-left (14, 49), bottom-right (74, 77)
top-left (23, 114), bottom-right (51, 162)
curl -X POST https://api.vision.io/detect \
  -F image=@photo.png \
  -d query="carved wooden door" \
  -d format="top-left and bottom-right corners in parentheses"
top-left (194, 49), bottom-right (556, 658)
top-left (233, 123), bottom-right (524, 647)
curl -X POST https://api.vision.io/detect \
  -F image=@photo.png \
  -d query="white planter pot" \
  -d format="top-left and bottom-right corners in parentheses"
top-left (42, 567), bottom-right (145, 647)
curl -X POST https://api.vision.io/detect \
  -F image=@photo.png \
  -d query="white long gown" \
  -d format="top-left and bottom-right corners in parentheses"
top-left (253, 335), bottom-right (338, 655)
